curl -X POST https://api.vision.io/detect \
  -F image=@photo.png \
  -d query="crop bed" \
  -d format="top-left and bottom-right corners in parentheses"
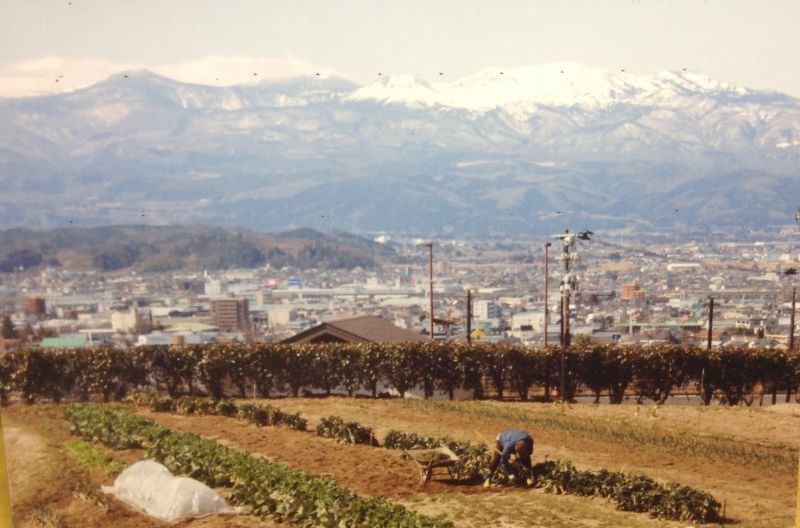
top-left (128, 393), bottom-right (721, 522)
top-left (4, 391), bottom-right (797, 527)
top-left (65, 404), bottom-right (453, 527)
top-left (250, 396), bottom-right (798, 525)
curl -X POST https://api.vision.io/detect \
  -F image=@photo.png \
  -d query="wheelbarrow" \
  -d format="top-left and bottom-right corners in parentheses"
top-left (405, 446), bottom-right (461, 485)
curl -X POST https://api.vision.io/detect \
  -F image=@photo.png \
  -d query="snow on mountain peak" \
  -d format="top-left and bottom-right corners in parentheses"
top-left (347, 74), bottom-right (447, 107)
top-left (653, 69), bottom-right (746, 95)
top-left (445, 63), bottom-right (636, 110)
top-left (345, 63), bottom-right (752, 113)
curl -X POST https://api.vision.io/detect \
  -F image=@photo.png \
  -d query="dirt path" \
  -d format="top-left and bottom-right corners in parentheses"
top-left (247, 397), bottom-right (797, 523)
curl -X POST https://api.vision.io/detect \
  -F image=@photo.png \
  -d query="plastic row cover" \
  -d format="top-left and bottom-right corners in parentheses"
top-left (102, 460), bottom-right (237, 523)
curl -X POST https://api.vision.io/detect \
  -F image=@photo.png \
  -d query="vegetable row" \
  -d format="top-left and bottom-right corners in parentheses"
top-left (130, 393), bottom-right (721, 522)
top-left (129, 390), bottom-right (307, 430)
top-left (382, 429), bottom-right (719, 522)
top-left (64, 404), bottom-right (453, 528)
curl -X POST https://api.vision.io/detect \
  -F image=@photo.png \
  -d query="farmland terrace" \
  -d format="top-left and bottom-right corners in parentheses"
top-left (2, 398), bottom-right (797, 527)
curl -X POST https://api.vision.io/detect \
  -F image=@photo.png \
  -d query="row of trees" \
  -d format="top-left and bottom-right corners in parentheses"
top-left (2, 342), bottom-right (798, 406)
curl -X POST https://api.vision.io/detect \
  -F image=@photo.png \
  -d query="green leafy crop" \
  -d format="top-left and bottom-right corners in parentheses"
top-left (64, 404), bottom-right (452, 528)
top-left (316, 415), bottom-right (378, 446)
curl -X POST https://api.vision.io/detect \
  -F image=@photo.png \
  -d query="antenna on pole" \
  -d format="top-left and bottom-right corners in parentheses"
top-left (550, 229), bottom-right (593, 347)
top-left (424, 242), bottom-right (434, 341)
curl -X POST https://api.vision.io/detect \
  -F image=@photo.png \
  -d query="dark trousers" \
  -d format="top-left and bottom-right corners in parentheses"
top-left (489, 438), bottom-right (533, 476)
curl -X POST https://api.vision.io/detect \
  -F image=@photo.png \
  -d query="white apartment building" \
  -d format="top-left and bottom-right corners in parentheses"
top-left (473, 300), bottom-right (501, 321)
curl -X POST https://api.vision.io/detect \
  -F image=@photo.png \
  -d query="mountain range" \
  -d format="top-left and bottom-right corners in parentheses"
top-left (1, 63), bottom-right (798, 235)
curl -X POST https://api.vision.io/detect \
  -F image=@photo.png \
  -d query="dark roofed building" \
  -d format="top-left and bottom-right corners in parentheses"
top-left (281, 315), bottom-right (426, 344)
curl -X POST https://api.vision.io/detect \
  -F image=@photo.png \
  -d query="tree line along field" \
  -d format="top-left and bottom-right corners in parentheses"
top-left (2, 342), bottom-right (800, 405)
top-left (1, 343), bottom-right (799, 527)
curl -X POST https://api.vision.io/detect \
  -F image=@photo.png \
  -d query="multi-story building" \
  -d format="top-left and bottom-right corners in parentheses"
top-left (205, 279), bottom-right (223, 296)
top-left (620, 280), bottom-right (645, 302)
top-left (23, 297), bottom-right (46, 318)
top-left (211, 297), bottom-right (250, 333)
top-left (473, 300), bottom-right (501, 320)
top-left (111, 306), bottom-right (143, 332)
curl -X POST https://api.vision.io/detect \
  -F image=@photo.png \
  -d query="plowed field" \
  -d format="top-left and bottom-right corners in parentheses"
top-left (3, 398), bottom-right (798, 528)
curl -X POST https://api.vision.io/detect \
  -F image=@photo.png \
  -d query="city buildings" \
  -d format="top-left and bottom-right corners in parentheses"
top-left (0, 232), bottom-right (796, 350)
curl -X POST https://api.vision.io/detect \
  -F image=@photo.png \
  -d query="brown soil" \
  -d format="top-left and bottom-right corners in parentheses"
top-left (5, 399), bottom-right (797, 527)
top-left (242, 397), bottom-right (798, 523)
top-left (139, 409), bottom-right (480, 499)
top-left (1, 404), bottom-right (275, 528)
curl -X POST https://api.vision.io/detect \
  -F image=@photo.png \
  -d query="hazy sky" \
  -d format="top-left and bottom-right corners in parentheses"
top-left (1, 0), bottom-right (799, 97)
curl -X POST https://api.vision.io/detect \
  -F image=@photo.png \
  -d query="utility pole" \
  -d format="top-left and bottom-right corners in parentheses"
top-left (548, 229), bottom-right (592, 400)
top-left (707, 297), bottom-right (714, 351)
top-left (425, 242), bottom-right (434, 341)
top-left (790, 287), bottom-right (796, 352)
top-left (551, 229), bottom-right (590, 347)
top-left (466, 289), bottom-right (472, 344)
top-left (544, 242), bottom-right (551, 347)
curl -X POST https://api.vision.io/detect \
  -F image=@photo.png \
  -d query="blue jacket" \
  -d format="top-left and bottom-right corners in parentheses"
top-left (498, 430), bottom-right (532, 473)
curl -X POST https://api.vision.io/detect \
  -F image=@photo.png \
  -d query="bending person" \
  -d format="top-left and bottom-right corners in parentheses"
top-left (484, 429), bottom-right (534, 487)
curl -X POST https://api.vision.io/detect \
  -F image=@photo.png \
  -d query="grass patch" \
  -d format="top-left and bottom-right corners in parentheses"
top-left (64, 439), bottom-right (126, 475)
top-left (400, 399), bottom-right (798, 469)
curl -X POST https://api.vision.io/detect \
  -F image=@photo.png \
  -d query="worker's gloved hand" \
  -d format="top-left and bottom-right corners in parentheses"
top-left (526, 477), bottom-right (534, 487)
top-left (507, 473), bottom-right (516, 483)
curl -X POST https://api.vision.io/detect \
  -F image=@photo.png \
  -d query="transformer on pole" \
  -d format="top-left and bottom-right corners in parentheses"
top-left (550, 229), bottom-right (592, 347)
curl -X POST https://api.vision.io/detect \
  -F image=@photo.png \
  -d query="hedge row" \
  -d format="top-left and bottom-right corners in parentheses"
top-left (65, 404), bottom-right (453, 527)
top-left (4, 343), bottom-right (800, 405)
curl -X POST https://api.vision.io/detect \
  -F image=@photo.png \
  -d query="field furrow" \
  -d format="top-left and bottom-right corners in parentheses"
top-left (245, 397), bottom-right (797, 523)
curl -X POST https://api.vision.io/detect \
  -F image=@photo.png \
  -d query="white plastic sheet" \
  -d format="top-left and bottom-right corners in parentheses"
top-left (102, 460), bottom-right (237, 523)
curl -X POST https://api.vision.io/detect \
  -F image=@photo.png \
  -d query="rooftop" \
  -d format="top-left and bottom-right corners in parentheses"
top-left (282, 315), bottom-right (427, 344)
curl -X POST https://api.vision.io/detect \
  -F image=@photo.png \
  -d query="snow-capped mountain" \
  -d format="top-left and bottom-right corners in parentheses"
top-left (349, 63), bottom-right (753, 112)
top-left (0, 64), bottom-right (798, 234)
top-left (347, 74), bottom-right (447, 107)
